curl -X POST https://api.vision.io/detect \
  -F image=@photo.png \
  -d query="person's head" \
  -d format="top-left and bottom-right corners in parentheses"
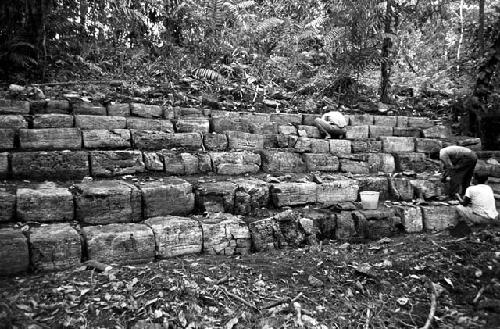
top-left (473, 173), bottom-right (488, 185)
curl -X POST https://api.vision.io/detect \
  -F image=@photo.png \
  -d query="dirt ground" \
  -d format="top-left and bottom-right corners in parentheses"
top-left (1, 226), bottom-right (499, 329)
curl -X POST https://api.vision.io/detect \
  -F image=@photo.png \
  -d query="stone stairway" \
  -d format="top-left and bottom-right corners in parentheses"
top-left (0, 98), bottom-right (497, 276)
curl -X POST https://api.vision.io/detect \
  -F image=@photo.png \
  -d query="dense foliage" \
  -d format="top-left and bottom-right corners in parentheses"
top-left (0, 0), bottom-right (499, 106)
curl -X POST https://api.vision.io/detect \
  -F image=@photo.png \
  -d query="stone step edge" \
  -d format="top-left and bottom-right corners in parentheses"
top-left (0, 203), bottom-right (460, 275)
top-left (0, 173), bottom-right (451, 224)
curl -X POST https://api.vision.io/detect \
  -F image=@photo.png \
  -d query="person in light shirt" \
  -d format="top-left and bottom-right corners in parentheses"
top-left (314, 110), bottom-right (347, 139)
top-left (456, 174), bottom-right (498, 224)
top-left (439, 145), bottom-right (477, 198)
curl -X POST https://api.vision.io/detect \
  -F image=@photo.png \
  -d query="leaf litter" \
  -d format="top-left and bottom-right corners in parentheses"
top-left (0, 227), bottom-right (499, 328)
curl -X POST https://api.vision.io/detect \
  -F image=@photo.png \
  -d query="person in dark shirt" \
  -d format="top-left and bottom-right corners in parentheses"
top-left (439, 145), bottom-right (477, 198)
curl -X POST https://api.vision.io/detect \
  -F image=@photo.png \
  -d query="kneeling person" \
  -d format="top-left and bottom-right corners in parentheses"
top-left (456, 174), bottom-right (498, 225)
top-left (314, 110), bottom-right (347, 139)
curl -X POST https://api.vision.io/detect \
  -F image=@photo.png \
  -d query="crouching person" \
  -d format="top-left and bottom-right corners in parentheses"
top-left (456, 174), bottom-right (498, 225)
top-left (314, 109), bottom-right (347, 139)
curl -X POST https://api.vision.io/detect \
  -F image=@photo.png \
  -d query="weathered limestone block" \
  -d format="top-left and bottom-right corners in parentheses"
top-left (335, 211), bottom-right (355, 240)
top-left (130, 103), bottom-right (164, 118)
top-left (353, 210), bottom-right (397, 240)
top-left (90, 150), bottom-right (145, 177)
top-left (16, 184), bottom-right (73, 222)
top-left (369, 125), bottom-right (393, 138)
top-left (294, 137), bottom-right (329, 153)
top-left (73, 103), bottom-right (106, 116)
top-left (0, 188), bottom-right (15, 222)
top-left (250, 121), bottom-right (277, 135)
top-left (394, 152), bottom-right (428, 172)
top-left (210, 151), bottom-right (261, 175)
top-left (270, 113), bottom-right (302, 125)
top-left (317, 180), bottom-right (359, 205)
top-left (0, 152), bottom-right (8, 175)
top-left (261, 150), bottom-right (306, 173)
top-left (349, 114), bottom-right (373, 126)
top-left (276, 134), bottom-right (298, 148)
top-left (176, 118), bottom-right (210, 134)
top-left (422, 125), bottom-right (452, 139)
top-left (303, 153), bottom-right (339, 172)
top-left (249, 210), bottom-right (308, 251)
top-left (234, 179), bottom-right (270, 216)
top-left (339, 154), bottom-right (370, 174)
top-left (33, 114), bottom-right (73, 128)
top-left (271, 183), bottom-right (317, 207)
top-left (83, 223), bottom-right (155, 264)
top-left (211, 116), bottom-right (252, 134)
top-left (394, 206), bottom-right (424, 233)
top-left (408, 117), bottom-right (434, 129)
top-left (389, 177), bottom-right (414, 201)
top-left (29, 223), bottom-right (81, 271)
top-left (141, 178), bottom-right (195, 218)
top-left (302, 114), bottom-right (321, 126)
top-left (355, 176), bottom-right (389, 200)
top-left (351, 139), bottom-right (382, 153)
top-left (83, 129), bottom-right (131, 149)
top-left (107, 103), bottom-right (130, 116)
top-left (145, 216), bottom-right (202, 257)
top-left (410, 178), bottom-right (445, 199)
top-left (20, 128), bottom-right (82, 150)
top-left (373, 116), bottom-right (397, 127)
top-left (415, 138), bottom-right (442, 154)
top-left (263, 134), bottom-right (278, 148)
top-left (346, 125), bottom-right (369, 139)
top-left (380, 136), bottom-right (415, 153)
top-left (75, 115), bottom-right (126, 130)
top-left (227, 131), bottom-right (264, 150)
top-left (74, 180), bottom-right (142, 224)
top-left (0, 228), bottom-right (29, 275)
top-left (131, 130), bottom-right (202, 150)
top-left (249, 217), bottom-right (282, 251)
top-left (0, 115), bottom-right (28, 129)
top-left (162, 151), bottom-right (211, 175)
top-left (176, 107), bottom-right (206, 118)
top-left (396, 116), bottom-right (409, 127)
top-left (0, 129), bottom-right (15, 150)
top-left (195, 181), bottom-right (236, 213)
top-left (393, 127), bottom-right (421, 137)
top-left (278, 125), bottom-right (298, 135)
top-left (421, 205), bottom-right (458, 231)
top-left (44, 100), bottom-right (71, 114)
top-left (329, 139), bottom-right (351, 154)
top-left (199, 213), bottom-right (251, 255)
top-left (12, 151), bottom-right (89, 179)
top-left (143, 152), bottom-right (164, 171)
top-left (368, 153), bottom-right (396, 173)
top-left (126, 117), bottom-right (174, 132)
top-left (0, 99), bottom-right (30, 114)
top-left (204, 133), bottom-right (228, 151)
top-left (297, 125), bottom-right (321, 138)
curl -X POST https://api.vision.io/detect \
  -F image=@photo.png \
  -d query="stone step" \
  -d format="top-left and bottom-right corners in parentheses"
top-left (0, 173), bottom-right (448, 225)
top-left (3, 146), bottom-right (496, 181)
top-left (0, 200), bottom-right (461, 276)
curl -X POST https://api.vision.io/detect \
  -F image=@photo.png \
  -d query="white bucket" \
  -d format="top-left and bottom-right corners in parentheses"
top-left (359, 191), bottom-right (380, 210)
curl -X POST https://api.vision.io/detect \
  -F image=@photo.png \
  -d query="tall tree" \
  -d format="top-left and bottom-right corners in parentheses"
top-left (380, 0), bottom-right (393, 103)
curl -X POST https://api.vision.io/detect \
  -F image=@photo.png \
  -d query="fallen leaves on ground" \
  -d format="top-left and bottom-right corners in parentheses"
top-left (1, 227), bottom-right (499, 328)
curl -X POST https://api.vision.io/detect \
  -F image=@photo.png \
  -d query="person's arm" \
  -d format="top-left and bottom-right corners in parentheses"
top-left (461, 188), bottom-right (472, 206)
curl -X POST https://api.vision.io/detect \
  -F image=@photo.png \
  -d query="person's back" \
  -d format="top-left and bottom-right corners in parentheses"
top-left (465, 184), bottom-right (498, 219)
top-left (321, 111), bottom-right (347, 128)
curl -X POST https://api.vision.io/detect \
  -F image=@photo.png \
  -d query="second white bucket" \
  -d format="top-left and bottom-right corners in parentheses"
top-left (359, 191), bottom-right (380, 210)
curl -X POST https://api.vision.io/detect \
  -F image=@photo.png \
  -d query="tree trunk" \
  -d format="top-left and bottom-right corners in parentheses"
top-left (379, 0), bottom-right (393, 103)
top-left (479, 0), bottom-right (485, 55)
top-left (457, 0), bottom-right (464, 72)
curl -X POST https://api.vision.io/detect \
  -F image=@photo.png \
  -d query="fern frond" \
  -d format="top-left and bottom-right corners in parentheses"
top-left (194, 68), bottom-right (225, 82)
top-left (255, 17), bottom-right (284, 33)
top-left (305, 15), bottom-right (326, 30)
